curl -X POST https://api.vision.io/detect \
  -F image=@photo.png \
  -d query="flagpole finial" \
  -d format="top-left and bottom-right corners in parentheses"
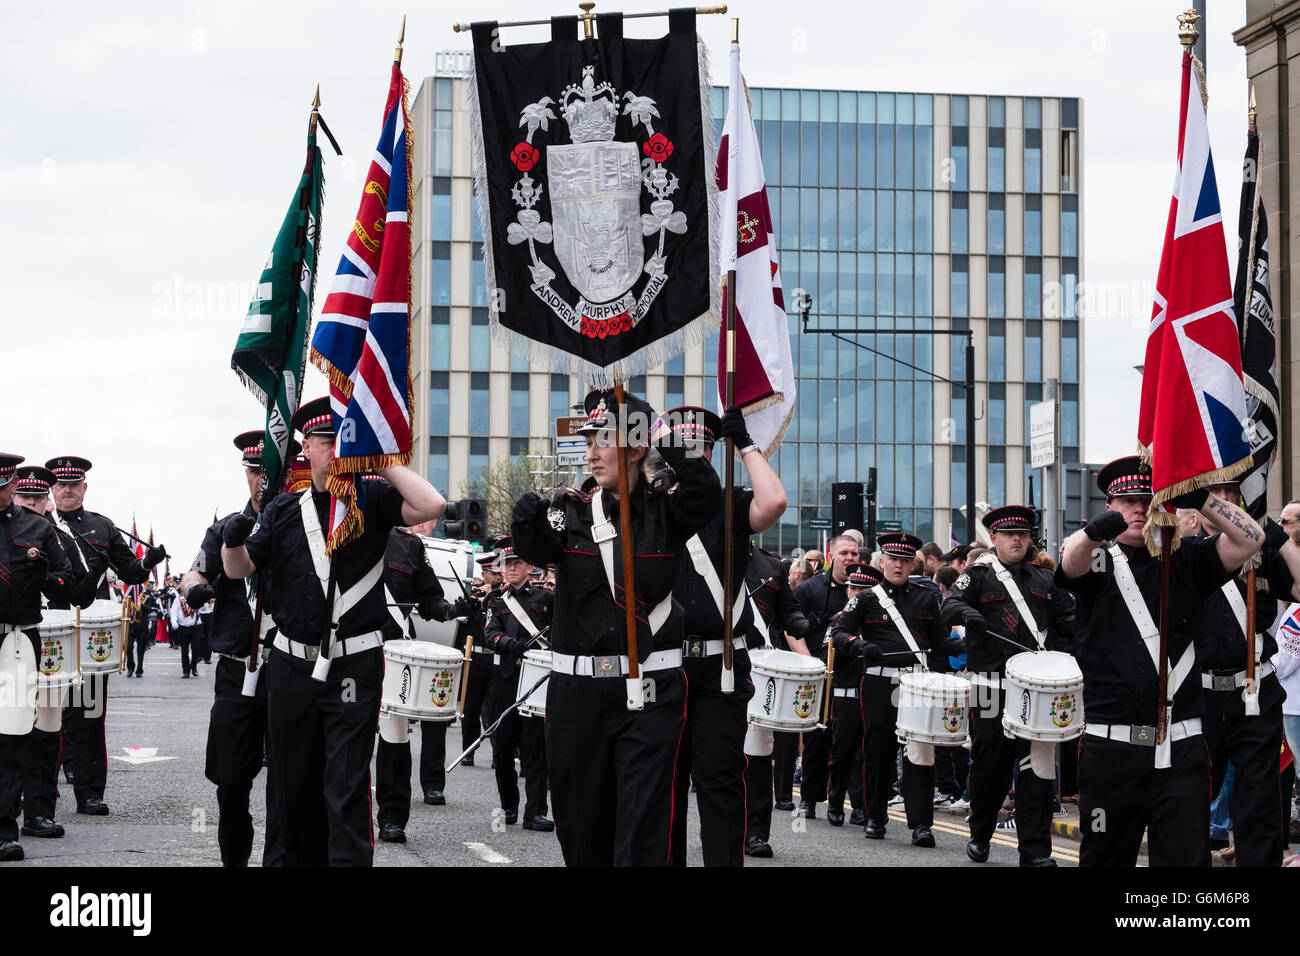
top-left (1177, 8), bottom-right (1200, 50)
top-left (579, 1), bottom-right (595, 39)
top-left (395, 15), bottom-right (406, 64)
top-left (312, 84), bottom-right (321, 111)
top-left (731, 17), bottom-right (738, 42)
top-left (1250, 84), bottom-right (1257, 128)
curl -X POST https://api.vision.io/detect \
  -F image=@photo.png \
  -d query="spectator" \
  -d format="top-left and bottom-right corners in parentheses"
top-left (934, 565), bottom-right (959, 598)
top-left (920, 542), bottom-right (945, 576)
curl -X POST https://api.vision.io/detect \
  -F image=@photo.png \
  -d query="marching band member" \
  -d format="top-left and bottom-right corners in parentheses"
top-left (823, 563), bottom-right (881, 828)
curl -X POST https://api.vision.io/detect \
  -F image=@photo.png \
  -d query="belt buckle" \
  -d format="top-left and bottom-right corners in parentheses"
top-left (306, 645), bottom-right (320, 662)
top-left (591, 522), bottom-right (617, 545)
top-left (1130, 724), bottom-right (1156, 746)
top-left (593, 655), bottom-right (619, 677)
top-left (1212, 674), bottom-right (1236, 692)
top-left (684, 639), bottom-right (706, 659)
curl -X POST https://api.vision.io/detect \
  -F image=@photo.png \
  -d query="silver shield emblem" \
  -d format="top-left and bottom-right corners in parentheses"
top-left (547, 141), bottom-right (644, 303)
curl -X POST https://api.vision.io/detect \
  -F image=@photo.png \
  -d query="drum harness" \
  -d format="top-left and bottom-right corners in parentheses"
top-left (683, 534), bottom-right (748, 658)
top-left (1211, 579), bottom-right (1268, 716)
top-left (1103, 543), bottom-right (1200, 769)
top-left (499, 589), bottom-right (548, 665)
top-left (869, 583), bottom-right (928, 676)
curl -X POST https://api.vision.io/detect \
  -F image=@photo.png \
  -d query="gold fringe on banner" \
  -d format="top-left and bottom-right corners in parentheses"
top-left (1139, 446), bottom-right (1252, 556)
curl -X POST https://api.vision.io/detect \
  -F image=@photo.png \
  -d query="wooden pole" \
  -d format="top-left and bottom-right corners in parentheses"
top-left (1246, 566), bottom-right (1258, 694)
top-left (719, 14), bottom-right (740, 694)
top-left (1156, 531), bottom-right (1172, 744)
top-left (821, 635), bottom-right (835, 727)
top-left (613, 383), bottom-right (644, 710)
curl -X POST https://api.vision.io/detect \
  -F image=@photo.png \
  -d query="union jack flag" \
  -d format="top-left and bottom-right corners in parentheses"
top-left (125, 516), bottom-right (146, 605)
top-left (310, 61), bottom-right (414, 552)
top-left (1138, 51), bottom-right (1252, 552)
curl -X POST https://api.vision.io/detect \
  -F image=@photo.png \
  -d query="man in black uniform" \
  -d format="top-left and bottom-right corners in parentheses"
top-left (0, 454), bottom-right (77, 859)
top-left (374, 515), bottom-right (474, 842)
top-left (1057, 457), bottom-right (1264, 866)
top-left (824, 563), bottom-right (881, 828)
top-left (741, 544), bottom-right (811, 858)
top-left (46, 455), bottom-right (163, 816)
top-left (221, 398), bottom-right (445, 866)
top-left (181, 431), bottom-right (297, 866)
top-left (481, 537), bottom-right (553, 830)
top-left (832, 533), bottom-right (961, 846)
top-left (791, 534), bottom-right (860, 818)
top-left (940, 505), bottom-right (1073, 866)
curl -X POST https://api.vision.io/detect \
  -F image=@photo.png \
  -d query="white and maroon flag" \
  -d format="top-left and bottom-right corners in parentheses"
top-left (1137, 51), bottom-right (1253, 552)
top-left (715, 39), bottom-right (794, 456)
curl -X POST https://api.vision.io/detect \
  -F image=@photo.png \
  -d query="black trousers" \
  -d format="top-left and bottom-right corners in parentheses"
top-left (1079, 734), bottom-right (1210, 867)
top-left (934, 745), bottom-right (968, 799)
top-left (744, 753), bottom-right (774, 842)
top-left (375, 720), bottom-right (451, 829)
top-left (800, 726), bottom-right (830, 806)
top-left (827, 689), bottom-right (864, 812)
top-left (206, 656), bottom-right (281, 867)
top-left (198, 617), bottom-right (211, 663)
top-left (547, 667), bottom-right (686, 866)
top-left (1203, 675), bottom-right (1285, 867)
top-left (858, 675), bottom-right (936, 829)
top-left (61, 673), bottom-right (108, 805)
top-left (967, 694), bottom-right (1054, 862)
top-left (670, 651), bottom-right (753, 867)
top-left (265, 646), bottom-right (382, 867)
top-left (773, 730), bottom-right (796, 802)
top-left (177, 625), bottom-right (200, 675)
top-left (460, 652), bottom-right (492, 753)
top-left (487, 669), bottom-right (547, 818)
top-left (23, 728), bottom-right (62, 821)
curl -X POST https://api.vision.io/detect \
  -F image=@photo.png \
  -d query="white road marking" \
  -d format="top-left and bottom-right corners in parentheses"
top-left (108, 746), bottom-right (177, 765)
top-left (464, 841), bottom-right (511, 864)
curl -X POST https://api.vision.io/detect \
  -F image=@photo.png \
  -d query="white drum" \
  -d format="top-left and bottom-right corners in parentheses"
top-left (1002, 650), bottom-right (1085, 742)
top-left (380, 641), bottom-right (464, 722)
top-left (79, 600), bottom-right (124, 675)
top-left (516, 649), bottom-right (551, 719)
top-left (896, 671), bottom-right (970, 745)
top-left (37, 610), bottom-right (81, 691)
top-left (747, 649), bottom-right (826, 732)
top-left (0, 629), bottom-right (37, 736)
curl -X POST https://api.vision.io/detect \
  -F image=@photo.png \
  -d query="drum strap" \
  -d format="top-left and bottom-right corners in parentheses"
top-left (1107, 543), bottom-right (1197, 768)
top-left (750, 596), bottom-right (771, 648)
top-left (299, 490), bottom-right (382, 630)
top-left (988, 558), bottom-right (1045, 651)
top-left (1218, 579), bottom-right (1264, 716)
top-left (53, 514), bottom-right (106, 592)
top-left (589, 490), bottom-right (672, 637)
top-left (501, 589), bottom-right (542, 640)
top-left (871, 585), bottom-right (928, 671)
top-left (684, 534), bottom-right (748, 626)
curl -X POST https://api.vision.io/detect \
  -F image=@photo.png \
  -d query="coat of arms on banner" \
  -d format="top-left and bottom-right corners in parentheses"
top-left (468, 12), bottom-right (719, 385)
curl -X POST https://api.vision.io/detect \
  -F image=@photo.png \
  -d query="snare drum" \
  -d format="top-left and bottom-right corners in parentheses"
top-left (79, 600), bottom-right (123, 675)
top-left (895, 671), bottom-right (970, 745)
top-left (0, 628), bottom-right (36, 736)
top-left (379, 641), bottom-right (464, 722)
top-left (36, 610), bottom-right (80, 690)
top-left (516, 649), bottom-right (552, 718)
top-left (747, 649), bottom-right (826, 732)
top-left (1001, 650), bottom-right (1085, 742)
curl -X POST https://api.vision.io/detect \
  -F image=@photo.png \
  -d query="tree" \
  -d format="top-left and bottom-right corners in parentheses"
top-left (459, 449), bottom-right (569, 541)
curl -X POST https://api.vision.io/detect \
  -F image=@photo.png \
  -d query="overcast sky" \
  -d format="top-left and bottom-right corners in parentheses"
top-left (0, 0), bottom-right (1252, 556)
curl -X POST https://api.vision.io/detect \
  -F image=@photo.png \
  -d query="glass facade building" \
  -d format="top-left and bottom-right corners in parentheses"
top-left (411, 66), bottom-right (1083, 552)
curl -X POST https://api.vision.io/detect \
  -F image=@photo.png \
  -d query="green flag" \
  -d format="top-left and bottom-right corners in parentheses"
top-left (232, 125), bottom-right (324, 506)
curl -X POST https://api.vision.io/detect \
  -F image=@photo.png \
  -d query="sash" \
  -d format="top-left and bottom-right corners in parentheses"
top-left (1219, 579), bottom-right (1264, 715)
top-left (53, 514), bottom-right (106, 592)
top-left (870, 584), bottom-right (928, 671)
top-left (750, 595), bottom-right (771, 648)
top-left (589, 489), bottom-right (671, 637)
top-left (299, 489), bottom-right (385, 629)
top-left (502, 589), bottom-right (543, 640)
top-left (684, 534), bottom-right (748, 625)
top-left (988, 557), bottom-right (1046, 650)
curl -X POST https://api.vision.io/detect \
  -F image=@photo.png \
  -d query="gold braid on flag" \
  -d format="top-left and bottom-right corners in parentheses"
top-left (1138, 444), bottom-right (1251, 556)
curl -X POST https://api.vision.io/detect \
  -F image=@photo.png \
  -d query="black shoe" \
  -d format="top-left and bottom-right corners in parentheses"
top-left (423, 790), bottom-right (446, 806)
top-left (0, 841), bottom-right (23, 861)
top-left (460, 755), bottom-right (475, 768)
top-left (1021, 856), bottom-right (1057, 867)
top-left (522, 815), bottom-right (554, 832)
top-left (503, 810), bottom-right (518, 825)
top-left (966, 839), bottom-right (990, 863)
top-left (22, 817), bottom-right (64, 838)
top-left (849, 808), bottom-right (866, 826)
top-left (76, 799), bottom-right (109, 816)
top-left (181, 672), bottom-right (190, 678)
top-left (864, 820), bottom-right (886, 840)
top-left (911, 827), bottom-right (935, 848)
top-left (134, 671), bottom-right (142, 677)
top-left (826, 808), bottom-right (845, 827)
top-left (774, 799), bottom-right (795, 812)
top-left (798, 801), bottom-right (816, 819)
top-left (744, 834), bottom-right (773, 858)
top-left (378, 823), bottom-right (406, 843)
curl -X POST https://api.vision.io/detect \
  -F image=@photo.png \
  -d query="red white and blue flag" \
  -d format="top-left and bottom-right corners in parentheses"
top-left (125, 517), bottom-right (146, 605)
top-left (1138, 51), bottom-right (1252, 552)
top-left (310, 62), bottom-right (414, 552)
top-left (714, 41), bottom-right (794, 456)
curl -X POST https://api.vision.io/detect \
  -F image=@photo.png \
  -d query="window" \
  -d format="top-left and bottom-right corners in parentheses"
top-left (877, 122), bottom-right (894, 188)
top-left (470, 310), bottom-right (490, 370)
top-left (509, 372), bottom-right (529, 436)
top-left (819, 253), bottom-right (836, 314)
top-left (469, 372), bottom-right (489, 435)
top-left (877, 190), bottom-right (894, 252)
top-left (781, 187), bottom-right (799, 249)
top-left (1024, 128), bottom-right (1042, 193)
top-left (1025, 194), bottom-right (1042, 257)
top-left (839, 253), bottom-right (856, 315)
top-left (988, 319), bottom-right (1005, 380)
top-left (858, 120), bottom-right (876, 186)
top-left (1025, 258), bottom-right (1042, 319)
top-left (781, 120), bottom-right (799, 187)
top-left (950, 193), bottom-right (968, 254)
top-left (433, 106), bottom-right (452, 177)
top-left (471, 193), bottom-right (483, 243)
top-left (858, 191), bottom-right (875, 249)
top-left (429, 372), bottom-right (450, 435)
top-left (988, 192), bottom-right (1005, 254)
top-left (896, 254), bottom-right (913, 317)
top-left (914, 255), bottom-right (932, 318)
top-left (988, 446), bottom-right (1006, 505)
top-left (988, 256), bottom-right (1005, 318)
top-left (431, 242), bottom-right (451, 306)
top-left (896, 125), bottom-right (913, 189)
top-left (914, 125), bottom-right (932, 188)
top-left (988, 127), bottom-right (1005, 192)
top-left (838, 189), bottom-right (856, 251)
top-left (549, 373), bottom-right (569, 423)
top-left (877, 253), bottom-right (894, 316)
top-left (1025, 319), bottom-right (1043, 382)
top-left (510, 437), bottom-right (528, 459)
top-left (1062, 320), bottom-right (1079, 383)
top-left (819, 190), bottom-right (837, 251)
top-left (839, 120), bottom-right (857, 188)
top-left (800, 187), bottom-right (819, 250)
top-left (428, 437), bottom-right (448, 496)
top-left (951, 255), bottom-right (968, 318)
top-left (857, 381), bottom-right (875, 441)
top-left (858, 252), bottom-right (875, 316)
top-left (429, 308), bottom-right (450, 371)
top-left (915, 381), bottom-right (933, 442)
top-left (800, 117), bottom-right (818, 184)
top-left (1024, 382), bottom-right (1041, 440)
top-left (665, 376), bottom-right (684, 409)
top-left (468, 437), bottom-right (489, 490)
top-left (1062, 194), bottom-right (1078, 257)
top-left (665, 352), bottom-right (684, 375)
top-left (1061, 261), bottom-right (1078, 319)
top-left (988, 382), bottom-right (1006, 444)
top-left (1063, 383), bottom-right (1080, 446)
top-left (431, 179), bottom-right (452, 241)
top-left (914, 192), bottom-right (932, 252)
top-left (951, 95), bottom-right (969, 127)
top-left (471, 258), bottom-right (488, 307)
top-left (1060, 129), bottom-right (1078, 193)
top-left (989, 96), bottom-right (1005, 128)
top-left (896, 191), bottom-right (913, 253)
top-left (878, 381), bottom-right (894, 441)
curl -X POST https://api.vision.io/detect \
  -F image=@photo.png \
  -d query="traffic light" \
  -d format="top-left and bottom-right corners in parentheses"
top-left (444, 498), bottom-right (486, 544)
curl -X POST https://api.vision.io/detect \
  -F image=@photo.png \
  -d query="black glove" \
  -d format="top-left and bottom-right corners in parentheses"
top-left (965, 617), bottom-right (987, 643)
top-left (1083, 510), bottom-right (1128, 542)
top-left (1265, 518), bottom-right (1289, 551)
top-left (223, 513), bottom-right (256, 548)
top-left (142, 545), bottom-right (167, 569)
top-left (186, 582), bottom-right (215, 609)
top-left (720, 405), bottom-right (753, 448)
top-left (450, 595), bottom-right (479, 619)
top-left (857, 641), bottom-right (883, 665)
top-left (785, 617), bottom-right (810, 639)
top-left (513, 492), bottom-right (547, 526)
top-left (500, 635), bottom-right (528, 659)
top-left (648, 466), bottom-right (677, 495)
top-left (1168, 487), bottom-right (1209, 512)
top-left (25, 547), bottom-right (48, 578)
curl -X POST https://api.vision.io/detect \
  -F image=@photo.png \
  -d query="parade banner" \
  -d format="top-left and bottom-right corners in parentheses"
top-left (1138, 50), bottom-right (1252, 552)
top-left (231, 121), bottom-right (324, 508)
top-left (1232, 122), bottom-right (1279, 521)
top-left (715, 38), bottom-right (794, 456)
top-left (311, 61), bottom-right (414, 553)
top-left (467, 10), bottom-right (720, 385)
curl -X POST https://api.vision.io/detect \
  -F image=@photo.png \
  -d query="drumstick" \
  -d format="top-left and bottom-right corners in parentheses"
top-left (456, 631), bottom-right (474, 721)
top-left (74, 605), bottom-right (81, 676)
top-left (445, 671), bottom-right (551, 773)
top-left (821, 634), bottom-right (836, 727)
top-left (119, 600), bottom-right (128, 675)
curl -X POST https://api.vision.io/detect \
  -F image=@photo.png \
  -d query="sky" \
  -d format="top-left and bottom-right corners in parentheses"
top-left (0, 0), bottom-right (1253, 557)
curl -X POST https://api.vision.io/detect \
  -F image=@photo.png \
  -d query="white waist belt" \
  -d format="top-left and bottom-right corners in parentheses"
top-left (1201, 660), bottom-right (1274, 691)
top-left (1084, 718), bottom-right (1202, 747)
top-left (832, 686), bottom-right (859, 698)
top-left (862, 665), bottom-right (908, 679)
top-left (273, 631), bottom-right (383, 661)
top-left (550, 648), bottom-right (682, 678)
top-left (682, 636), bottom-right (746, 658)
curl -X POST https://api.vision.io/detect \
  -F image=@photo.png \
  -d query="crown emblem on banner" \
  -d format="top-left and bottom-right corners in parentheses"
top-left (562, 66), bottom-right (618, 143)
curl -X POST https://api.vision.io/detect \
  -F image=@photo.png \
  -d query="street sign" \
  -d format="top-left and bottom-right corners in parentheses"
top-left (555, 416), bottom-right (588, 467)
top-left (807, 518), bottom-right (832, 530)
top-left (555, 416), bottom-right (587, 438)
top-left (1030, 400), bottom-right (1056, 470)
top-left (556, 448), bottom-right (586, 467)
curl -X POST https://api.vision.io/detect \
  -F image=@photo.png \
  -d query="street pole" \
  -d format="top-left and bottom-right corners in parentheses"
top-left (965, 339), bottom-right (976, 545)
top-left (1043, 377), bottom-right (1061, 555)
top-left (865, 466), bottom-right (878, 550)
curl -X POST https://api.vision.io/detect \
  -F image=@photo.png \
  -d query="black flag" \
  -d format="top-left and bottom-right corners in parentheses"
top-left (1232, 127), bottom-right (1280, 521)
top-left (467, 10), bottom-right (719, 386)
